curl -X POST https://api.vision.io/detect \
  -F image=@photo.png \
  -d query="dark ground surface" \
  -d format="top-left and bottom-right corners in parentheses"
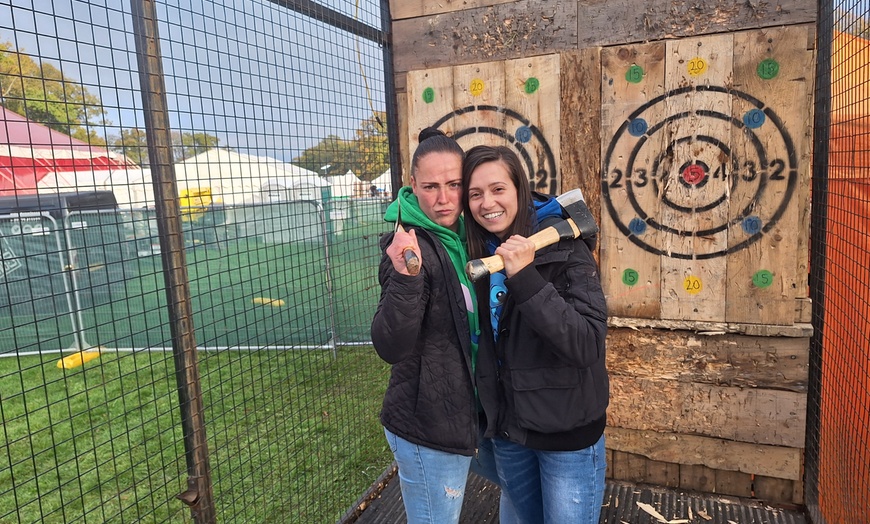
top-left (346, 467), bottom-right (808, 524)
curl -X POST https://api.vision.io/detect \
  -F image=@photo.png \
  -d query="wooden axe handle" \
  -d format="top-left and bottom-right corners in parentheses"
top-left (396, 224), bottom-right (421, 276)
top-left (465, 218), bottom-right (580, 282)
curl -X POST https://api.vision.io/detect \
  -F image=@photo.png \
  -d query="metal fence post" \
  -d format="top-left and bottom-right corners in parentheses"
top-left (130, 1), bottom-right (216, 522)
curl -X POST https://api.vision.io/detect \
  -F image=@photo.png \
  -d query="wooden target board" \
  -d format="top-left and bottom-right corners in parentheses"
top-left (406, 55), bottom-right (561, 194)
top-left (600, 27), bottom-right (812, 324)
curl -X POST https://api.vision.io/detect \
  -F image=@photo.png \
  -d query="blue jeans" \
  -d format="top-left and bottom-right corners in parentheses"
top-left (492, 434), bottom-right (606, 524)
top-left (471, 435), bottom-right (517, 524)
top-left (385, 428), bottom-right (471, 524)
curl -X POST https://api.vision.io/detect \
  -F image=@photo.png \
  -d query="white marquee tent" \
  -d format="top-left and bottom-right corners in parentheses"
top-left (369, 169), bottom-right (393, 198)
top-left (174, 148), bottom-right (326, 205)
top-left (95, 149), bottom-right (330, 209)
top-left (326, 170), bottom-right (362, 198)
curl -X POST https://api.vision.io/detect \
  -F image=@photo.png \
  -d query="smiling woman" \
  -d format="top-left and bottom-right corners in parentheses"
top-left (462, 144), bottom-right (610, 524)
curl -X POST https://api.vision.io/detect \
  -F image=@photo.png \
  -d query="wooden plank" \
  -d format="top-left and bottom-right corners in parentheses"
top-left (599, 41), bottom-right (667, 319)
top-left (679, 464), bottom-right (716, 493)
top-left (605, 427), bottom-right (803, 480)
top-left (679, 463), bottom-right (755, 499)
top-left (608, 316), bottom-right (813, 337)
top-left (389, 0), bottom-right (514, 20)
top-left (577, 0), bottom-right (816, 48)
top-left (505, 54), bottom-right (561, 194)
top-left (715, 469), bottom-right (754, 498)
top-left (396, 91), bottom-right (410, 183)
top-left (755, 475), bottom-right (803, 504)
top-left (451, 61), bottom-right (506, 151)
top-left (406, 66), bottom-right (455, 164)
top-left (725, 26), bottom-right (814, 325)
top-left (606, 328), bottom-right (810, 392)
top-left (609, 450), bottom-right (681, 488)
top-left (658, 33), bottom-right (733, 322)
top-left (391, 1), bottom-right (578, 73)
top-left (560, 49), bottom-right (602, 242)
top-left (608, 375), bottom-right (807, 447)
top-left (794, 297), bottom-right (812, 324)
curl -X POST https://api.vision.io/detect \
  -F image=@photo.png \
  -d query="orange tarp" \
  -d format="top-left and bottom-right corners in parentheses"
top-left (819, 31), bottom-right (870, 524)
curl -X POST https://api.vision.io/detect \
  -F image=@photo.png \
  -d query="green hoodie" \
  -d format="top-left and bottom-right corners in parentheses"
top-left (384, 186), bottom-right (480, 372)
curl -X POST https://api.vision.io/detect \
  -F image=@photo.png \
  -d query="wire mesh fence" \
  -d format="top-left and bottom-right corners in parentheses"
top-left (1, 1), bottom-right (393, 522)
top-left (806, 1), bottom-right (870, 523)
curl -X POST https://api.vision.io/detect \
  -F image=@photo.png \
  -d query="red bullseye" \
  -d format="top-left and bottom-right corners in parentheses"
top-left (682, 164), bottom-right (706, 185)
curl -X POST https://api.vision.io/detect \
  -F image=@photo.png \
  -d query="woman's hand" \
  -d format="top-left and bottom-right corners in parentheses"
top-left (496, 235), bottom-right (535, 278)
top-left (386, 228), bottom-right (421, 276)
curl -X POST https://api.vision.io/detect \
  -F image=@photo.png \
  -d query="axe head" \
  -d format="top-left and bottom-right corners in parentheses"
top-left (555, 189), bottom-right (599, 240)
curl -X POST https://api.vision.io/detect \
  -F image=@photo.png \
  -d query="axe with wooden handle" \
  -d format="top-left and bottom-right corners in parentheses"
top-left (465, 189), bottom-right (598, 282)
top-left (395, 195), bottom-right (421, 276)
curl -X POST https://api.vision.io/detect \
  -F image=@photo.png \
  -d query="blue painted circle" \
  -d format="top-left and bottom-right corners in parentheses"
top-left (629, 217), bottom-right (647, 235)
top-left (743, 109), bottom-right (765, 129)
top-left (628, 118), bottom-right (648, 137)
top-left (515, 126), bottom-right (532, 143)
top-left (742, 215), bottom-right (762, 235)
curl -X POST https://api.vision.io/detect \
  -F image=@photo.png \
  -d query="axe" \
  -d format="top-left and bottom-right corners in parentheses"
top-left (465, 189), bottom-right (598, 282)
top-left (395, 195), bottom-right (421, 276)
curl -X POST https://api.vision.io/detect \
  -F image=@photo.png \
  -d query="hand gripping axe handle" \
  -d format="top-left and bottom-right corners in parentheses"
top-left (465, 189), bottom-right (598, 282)
top-left (396, 196), bottom-right (421, 276)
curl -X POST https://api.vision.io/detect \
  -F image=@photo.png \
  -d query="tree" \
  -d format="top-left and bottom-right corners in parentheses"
top-left (0, 42), bottom-right (107, 145)
top-left (171, 131), bottom-right (220, 161)
top-left (353, 111), bottom-right (389, 182)
top-left (107, 129), bottom-right (221, 166)
top-left (834, 8), bottom-right (870, 38)
top-left (293, 134), bottom-right (357, 177)
top-left (293, 112), bottom-right (390, 181)
top-left (110, 128), bottom-right (150, 166)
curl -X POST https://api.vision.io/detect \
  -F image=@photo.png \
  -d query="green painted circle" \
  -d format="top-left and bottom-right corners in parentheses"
top-left (622, 268), bottom-right (639, 286)
top-left (752, 269), bottom-right (774, 288)
top-left (524, 77), bottom-right (540, 94)
top-left (757, 59), bottom-right (780, 80)
top-left (422, 87), bottom-right (435, 104)
top-left (626, 65), bottom-right (644, 84)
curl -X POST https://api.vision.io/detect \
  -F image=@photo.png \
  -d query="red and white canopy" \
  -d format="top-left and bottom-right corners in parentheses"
top-left (0, 106), bottom-right (138, 195)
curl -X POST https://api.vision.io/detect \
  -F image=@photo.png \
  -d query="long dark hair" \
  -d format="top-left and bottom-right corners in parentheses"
top-left (461, 145), bottom-right (534, 260)
top-left (411, 127), bottom-right (464, 179)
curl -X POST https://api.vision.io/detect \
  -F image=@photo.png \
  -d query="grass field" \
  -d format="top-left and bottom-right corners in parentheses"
top-left (0, 201), bottom-right (388, 353)
top-left (0, 345), bottom-right (391, 523)
top-left (0, 200), bottom-right (395, 522)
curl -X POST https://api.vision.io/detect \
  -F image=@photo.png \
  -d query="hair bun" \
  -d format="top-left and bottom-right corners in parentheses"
top-left (418, 127), bottom-right (445, 143)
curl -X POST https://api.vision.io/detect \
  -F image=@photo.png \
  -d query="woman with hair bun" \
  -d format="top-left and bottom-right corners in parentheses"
top-left (372, 128), bottom-right (513, 523)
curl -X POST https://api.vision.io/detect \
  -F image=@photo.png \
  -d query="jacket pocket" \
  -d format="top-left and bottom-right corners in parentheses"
top-left (510, 367), bottom-right (587, 433)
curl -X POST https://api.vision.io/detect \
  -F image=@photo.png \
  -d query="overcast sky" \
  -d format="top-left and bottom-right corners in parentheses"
top-left (0, 0), bottom-right (386, 162)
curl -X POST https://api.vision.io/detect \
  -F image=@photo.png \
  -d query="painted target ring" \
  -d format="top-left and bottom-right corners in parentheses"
top-left (432, 105), bottom-right (558, 194)
top-left (602, 85), bottom-right (798, 259)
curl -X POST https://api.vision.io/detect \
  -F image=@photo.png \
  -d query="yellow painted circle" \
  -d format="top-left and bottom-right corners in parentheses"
top-left (683, 276), bottom-right (703, 295)
top-left (469, 78), bottom-right (485, 96)
top-left (687, 57), bottom-right (707, 76)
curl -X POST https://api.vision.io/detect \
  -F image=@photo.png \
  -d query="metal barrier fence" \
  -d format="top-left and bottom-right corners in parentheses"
top-left (1, 1), bottom-right (394, 522)
top-left (806, 2), bottom-right (870, 523)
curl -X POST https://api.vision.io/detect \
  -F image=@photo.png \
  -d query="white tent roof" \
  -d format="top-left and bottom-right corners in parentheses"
top-left (370, 169), bottom-right (392, 191)
top-left (326, 170), bottom-right (362, 198)
top-left (173, 148), bottom-right (325, 205)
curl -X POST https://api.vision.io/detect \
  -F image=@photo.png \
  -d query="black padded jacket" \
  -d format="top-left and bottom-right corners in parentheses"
top-left (475, 234), bottom-right (609, 451)
top-left (371, 228), bottom-right (479, 456)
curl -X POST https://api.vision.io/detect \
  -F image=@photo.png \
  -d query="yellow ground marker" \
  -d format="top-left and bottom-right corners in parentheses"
top-left (57, 348), bottom-right (103, 369)
top-left (252, 297), bottom-right (285, 307)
